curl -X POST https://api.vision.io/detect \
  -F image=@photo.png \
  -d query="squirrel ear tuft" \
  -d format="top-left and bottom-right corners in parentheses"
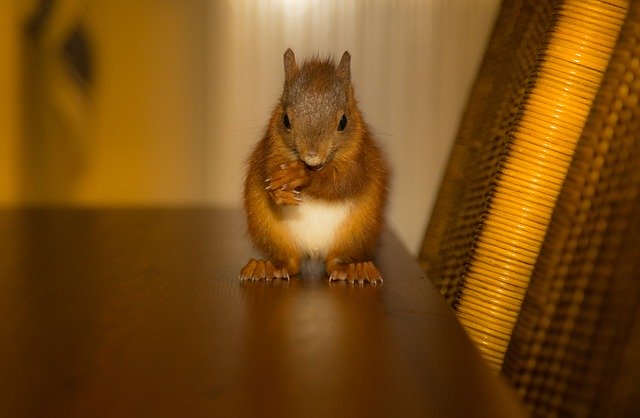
top-left (284, 49), bottom-right (298, 82)
top-left (337, 51), bottom-right (351, 82)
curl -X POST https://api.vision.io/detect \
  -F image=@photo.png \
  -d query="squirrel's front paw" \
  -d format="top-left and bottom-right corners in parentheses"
top-left (328, 261), bottom-right (383, 284)
top-left (268, 188), bottom-right (302, 206)
top-left (265, 160), bottom-right (309, 205)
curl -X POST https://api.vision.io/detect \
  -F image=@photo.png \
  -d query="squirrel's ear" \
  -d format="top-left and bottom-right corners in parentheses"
top-left (284, 49), bottom-right (298, 81)
top-left (337, 51), bottom-right (351, 82)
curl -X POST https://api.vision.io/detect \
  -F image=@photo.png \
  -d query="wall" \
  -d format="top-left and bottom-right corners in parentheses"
top-left (1, 0), bottom-right (499, 254)
top-left (73, 0), bottom-right (209, 204)
top-left (207, 0), bottom-right (500, 252)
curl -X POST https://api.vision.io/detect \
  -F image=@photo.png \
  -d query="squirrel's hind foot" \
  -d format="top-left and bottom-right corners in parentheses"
top-left (239, 259), bottom-right (290, 281)
top-left (328, 261), bottom-right (383, 285)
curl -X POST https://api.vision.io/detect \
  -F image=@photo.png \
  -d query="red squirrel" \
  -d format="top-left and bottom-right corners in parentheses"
top-left (240, 49), bottom-right (389, 284)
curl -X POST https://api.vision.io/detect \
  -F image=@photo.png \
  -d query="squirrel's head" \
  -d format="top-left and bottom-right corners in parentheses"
top-left (276, 49), bottom-right (361, 170)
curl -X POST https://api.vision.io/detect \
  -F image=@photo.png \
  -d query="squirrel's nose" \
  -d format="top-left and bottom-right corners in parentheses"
top-left (302, 153), bottom-right (323, 168)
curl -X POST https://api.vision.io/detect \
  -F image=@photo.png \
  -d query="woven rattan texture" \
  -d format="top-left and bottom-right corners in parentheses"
top-left (455, 0), bottom-right (628, 370)
top-left (419, 0), bottom-right (556, 304)
top-left (503, 2), bottom-right (640, 416)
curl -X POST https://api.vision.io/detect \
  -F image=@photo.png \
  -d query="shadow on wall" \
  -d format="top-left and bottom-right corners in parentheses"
top-left (22, 0), bottom-right (93, 202)
top-left (6, 0), bottom-right (209, 206)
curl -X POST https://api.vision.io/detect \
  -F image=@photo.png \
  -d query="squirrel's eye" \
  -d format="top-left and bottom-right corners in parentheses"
top-left (283, 113), bottom-right (291, 130)
top-left (338, 114), bottom-right (347, 131)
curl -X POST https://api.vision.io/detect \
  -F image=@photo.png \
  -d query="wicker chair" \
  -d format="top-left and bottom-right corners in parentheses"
top-left (419, 0), bottom-right (640, 416)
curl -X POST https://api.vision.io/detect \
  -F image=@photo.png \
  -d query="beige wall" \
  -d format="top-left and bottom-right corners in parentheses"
top-left (207, 0), bottom-right (500, 252)
top-left (1, 0), bottom-right (499, 254)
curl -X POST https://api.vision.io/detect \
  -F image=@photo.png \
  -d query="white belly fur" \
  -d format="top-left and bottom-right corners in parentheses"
top-left (280, 198), bottom-right (354, 259)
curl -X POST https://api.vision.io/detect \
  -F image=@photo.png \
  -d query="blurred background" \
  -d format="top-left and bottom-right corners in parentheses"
top-left (0, 0), bottom-right (499, 254)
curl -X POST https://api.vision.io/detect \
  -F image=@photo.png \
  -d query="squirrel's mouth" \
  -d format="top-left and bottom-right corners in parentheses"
top-left (305, 162), bottom-right (325, 172)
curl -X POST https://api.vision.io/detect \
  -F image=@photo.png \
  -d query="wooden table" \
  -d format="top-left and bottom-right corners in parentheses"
top-left (0, 208), bottom-right (526, 417)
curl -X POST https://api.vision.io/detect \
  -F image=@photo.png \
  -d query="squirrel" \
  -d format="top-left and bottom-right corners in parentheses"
top-left (240, 49), bottom-right (389, 284)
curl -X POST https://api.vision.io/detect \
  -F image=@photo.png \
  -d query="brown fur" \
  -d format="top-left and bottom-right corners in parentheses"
top-left (240, 49), bottom-right (389, 283)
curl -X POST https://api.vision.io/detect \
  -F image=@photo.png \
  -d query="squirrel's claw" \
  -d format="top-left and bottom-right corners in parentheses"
top-left (270, 189), bottom-right (302, 206)
top-left (240, 259), bottom-right (291, 282)
top-left (328, 261), bottom-right (383, 284)
top-left (266, 160), bottom-right (309, 193)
